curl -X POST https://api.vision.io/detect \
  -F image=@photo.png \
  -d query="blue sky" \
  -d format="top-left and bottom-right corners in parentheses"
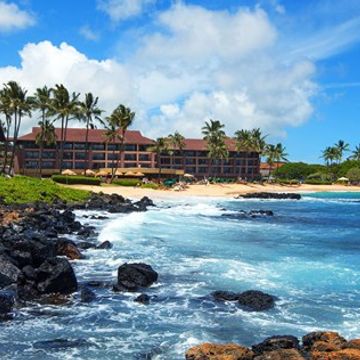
top-left (0, 0), bottom-right (360, 163)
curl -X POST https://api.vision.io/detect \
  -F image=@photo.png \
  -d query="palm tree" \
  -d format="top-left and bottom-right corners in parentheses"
top-left (148, 137), bottom-right (169, 180)
top-left (103, 116), bottom-right (121, 180)
top-left (202, 119), bottom-right (228, 177)
top-left (322, 146), bottom-right (338, 166)
top-left (0, 88), bottom-right (13, 174)
top-left (31, 86), bottom-right (53, 123)
top-left (168, 131), bottom-right (185, 169)
top-left (335, 140), bottom-right (349, 163)
top-left (265, 143), bottom-right (288, 179)
top-left (350, 144), bottom-right (360, 161)
top-left (79, 93), bottom-right (103, 174)
top-left (250, 128), bottom-right (267, 154)
top-left (3, 81), bottom-right (32, 173)
top-left (35, 119), bottom-right (56, 177)
top-left (234, 129), bottom-right (253, 152)
top-left (52, 84), bottom-right (80, 171)
top-left (106, 104), bottom-right (135, 182)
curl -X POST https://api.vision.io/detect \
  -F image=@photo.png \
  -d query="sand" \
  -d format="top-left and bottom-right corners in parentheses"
top-left (68, 183), bottom-right (360, 200)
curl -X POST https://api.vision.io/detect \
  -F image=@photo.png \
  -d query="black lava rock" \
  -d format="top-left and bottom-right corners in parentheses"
top-left (237, 290), bottom-right (275, 311)
top-left (134, 293), bottom-right (150, 304)
top-left (252, 335), bottom-right (300, 355)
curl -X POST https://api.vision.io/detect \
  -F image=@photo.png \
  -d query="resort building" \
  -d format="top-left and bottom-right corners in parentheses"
top-left (15, 127), bottom-right (260, 179)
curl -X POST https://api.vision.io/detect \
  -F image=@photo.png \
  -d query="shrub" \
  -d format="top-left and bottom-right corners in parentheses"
top-left (52, 175), bottom-right (101, 186)
top-left (0, 176), bottom-right (90, 204)
top-left (113, 179), bottom-right (141, 187)
top-left (304, 179), bottom-right (333, 185)
top-left (274, 162), bottom-right (326, 180)
top-left (141, 183), bottom-right (159, 189)
top-left (277, 179), bottom-right (300, 185)
top-left (307, 172), bottom-right (332, 181)
top-left (346, 167), bottom-right (360, 183)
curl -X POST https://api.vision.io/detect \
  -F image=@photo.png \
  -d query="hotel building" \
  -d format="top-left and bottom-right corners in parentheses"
top-left (15, 127), bottom-right (260, 179)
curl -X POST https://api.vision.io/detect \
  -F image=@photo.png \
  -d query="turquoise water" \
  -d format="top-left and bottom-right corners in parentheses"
top-left (0, 192), bottom-right (360, 359)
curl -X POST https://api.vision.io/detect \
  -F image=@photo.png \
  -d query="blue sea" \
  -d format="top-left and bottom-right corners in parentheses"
top-left (1, 192), bottom-right (360, 359)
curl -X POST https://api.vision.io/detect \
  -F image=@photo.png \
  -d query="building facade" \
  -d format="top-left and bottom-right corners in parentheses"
top-left (16, 127), bottom-right (260, 179)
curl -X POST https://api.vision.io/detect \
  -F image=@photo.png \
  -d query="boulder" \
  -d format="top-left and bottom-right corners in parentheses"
top-left (211, 290), bottom-right (240, 301)
top-left (252, 335), bottom-right (300, 355)
top-left (238, 192), bottom-right (301, 200)
top-left (134, 293), bottom-right (150, 305)
top-left (56, 239), bottom-right (83, 260)
top-left (96, 241), bottom-right (112, 250)
top-left (237, 290), bottom-right (275, 311)
top-left (345, 339), bottom-right (360, 350)
top-left (80, 286), bottom-right (96, 303)
top-left (0, 291), bottom-right (15, 313)
top-left (185, 343), bottom-right (254, 360)
top-left (311, 349), bottom-right (360, 360)
top-left (254, 349), bottom-right (305, 359)
top-left (116, 263), bottom-right (158, 291)
top-left (33, 338), bottom-right (89, 350)
top-left (36, 257), bottom-right (78, 295)
top-left (0, 273), bottom-right (13, 289)
top-left (0, 255), bottom-right (21, 283)
top-left (302, 332), bottom-right (346, 351)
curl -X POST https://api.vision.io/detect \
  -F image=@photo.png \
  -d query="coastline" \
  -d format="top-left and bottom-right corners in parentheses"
top-left (66, 183), bottom-right (360, 199)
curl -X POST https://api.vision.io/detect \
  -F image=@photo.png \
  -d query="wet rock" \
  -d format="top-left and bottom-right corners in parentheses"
top-left (77, 226), bottom-right (96, 238)
top-left (116, 263), bottom-right (158, 292)
top-left (0, 291), bottom-right (15, 314)
top-left (237, 290), bottom-right (275, 311)
top-left (211, 290), bottom-right (240, 301)
top-left (302, 332), bottom-right (347, 351)
top-left (345, 339), bottom-right (360, 350)
top-left (80, 286), bottom-right (96, 303)
top-left (33, 338), bottom-right (89, 350)
top-left (90, 215), bottom-right (109, 220)
top-left (77, 241), bottom-right (97, 250)
top-left (0, 273), bottom-right (13, 289)
top-left (252, 335), bottom-right (300, 355)
top-left (238, 192), bottom-right (301, 200)
top-left (254, 348), bottom-right (305, 359)
top-left (185, 343), bottom-right (254, 360)
top-left (311, 348), bottom-right (360, 360)
top-left (134, 293), bottom-right (150, 305)
top-left (36, 257), bottom-right (78, 295)
top-left (96, 240), bottom-right (112, 250)
top-left (0, 255), bottom-right (21, 283)
top-left (56, 239), bottom-right (83, 260)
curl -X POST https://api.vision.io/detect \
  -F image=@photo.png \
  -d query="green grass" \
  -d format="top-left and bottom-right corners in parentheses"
top-left (113, 179), bottom-right (141, 187)
top-left (0, 176), bottom-right (90, 204)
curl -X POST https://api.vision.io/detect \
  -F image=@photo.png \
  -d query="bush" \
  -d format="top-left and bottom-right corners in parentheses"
top-left (277, 179), bottom-right (300, 185)
top-left (304, 179), bottom-right (333, 185)
top-left (307, 172), bottom-right (332, 181)
top-left (141, 183), bottom-right (159, 189)
top-left (52, 175), bottom-right (101, 186)
top-left (0, 176), bottom-right (90, 204)
top-left (346, 167), bottom-right (360, 183)
top-left (113, 179), bottom-right (141, 187)
top-left (274, 162), bottom-right (326, 180)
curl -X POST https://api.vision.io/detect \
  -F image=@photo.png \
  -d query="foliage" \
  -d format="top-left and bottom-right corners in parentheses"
top-left (52, 175), bottom-right (101, 185)
top-left (346, 167), bottom-right (360, 182)
top-left (113, 178), bottom-right (141, 187)
top-left (304, 179), bottom-right (333, 185)
top-left (141, 182), bottom-right (159, 189)
top-left (274, 162), bottom-right (326, 179)
top-left (234, 128), bottom-right (267, 153)
top-left (0, 176), bottom-right (90, 204)
top-left (276, 179), bottom-right (300, 185)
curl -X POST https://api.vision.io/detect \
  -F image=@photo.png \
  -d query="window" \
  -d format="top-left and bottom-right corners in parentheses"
top-left (124, 163), bottom-right (137, 168)
top-left (196, 151), bottom-right (207, 157)
top-left (198, 158), bottom-right (208, 165)
top-left (25, 161), bottom-right (38, 169)
top-left (125, 144), bottom-right (136, 151)
top-left (107, 144), bottom-right (119, 151)
top-left (61, 161), bottom-right (73, 169)
top-left (25, 151), bottom-right (39, 159)
top-left (139, 154), bottom-right (150, 161)
top-left (75, 162), bottom-right (86, 169)
top-left (247, 167), bottom-right (254, 175)
top-left (125, 153), bottom-right (137, 161)
top-left (223, 167), bottom-right (234, 174)
top-left (63, 152), bottom-right (73, 160)
top-left (74, 143), bottom-right (86, 150)
top-left (174, 158), bottom-right (182, 165)
top-left (139, 163), bottom-right (150, 168)
top-left (138, 145), bottom-right (149, 151)
top-left (42, 151), bottom-right (56, 159)
top-left (248, 160), bottom-right (254, 166)
top-left (185, 167), bottom-right (196, 173)
top-left (92, 162), bottom-right (105, 169)
top-left (108, 153), bottom-right (119, 160)
top-left (185, 158), bottom-right (195, 165)
top-left (75, 152), bottom-right (86, 160)
top-left (235, 159), bottom-right (244, 166)
top-left (160, 157), bottom-right (170, 164)
top-left (41, 161), bottom-right (55, 169)
top-left (93, 153), bottom-right (105, 161)
top-left (185, 151), bottom-right (195, 157)
top-left (22, 141), bottom-right (37, 148)
top-left (198, 167), bottom-right (208, 174)
top-left (63, 142), bottom-right (73, 149)
top-left (91, 143), bottom-right (105, 151)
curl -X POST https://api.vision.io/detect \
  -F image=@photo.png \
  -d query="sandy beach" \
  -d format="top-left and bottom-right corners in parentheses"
top-left (68, 183), bottom-right (360, 199)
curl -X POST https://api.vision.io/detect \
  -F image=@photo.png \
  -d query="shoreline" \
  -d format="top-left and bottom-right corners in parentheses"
top-left (66, 183), bottom-right (360, 200)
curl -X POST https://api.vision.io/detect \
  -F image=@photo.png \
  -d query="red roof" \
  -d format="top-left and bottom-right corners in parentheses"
top-left (18, 127), bottom-right (154, 145)
top-left (182, 138), bottom-right (237, 151)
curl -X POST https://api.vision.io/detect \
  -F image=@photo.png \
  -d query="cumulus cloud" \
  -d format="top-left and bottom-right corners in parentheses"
top-left (97, 0), bottom-right (155, 22)
top-left (0, 3), bottom-right (319, 138)
top-left (0, 1), bottom-right (35, 32)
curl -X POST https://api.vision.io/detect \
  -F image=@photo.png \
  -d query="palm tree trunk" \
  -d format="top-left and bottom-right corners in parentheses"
top-left (84, 118), bottom-right (90, 175)
top-left (9, 112), bottom-right (19, 174)
top-left (59, 117), bottom-right (65, 172)
top-left (39, 145), bottom-right (43, 178)
top-left (2, 122), bottom-right (10, 174)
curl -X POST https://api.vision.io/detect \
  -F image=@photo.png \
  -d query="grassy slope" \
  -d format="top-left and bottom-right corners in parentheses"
top-left (0, 176), bottom-right (90, 204)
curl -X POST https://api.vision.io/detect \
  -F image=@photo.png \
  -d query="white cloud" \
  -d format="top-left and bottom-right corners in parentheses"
top-left (97, 0), bottom-right (155, 22)
top-left (0, 1), bottom-right (35, 32)
top-left (0, 3), bottom-right (320, 139)
top-left (79, 25), bottom-right (100, 41)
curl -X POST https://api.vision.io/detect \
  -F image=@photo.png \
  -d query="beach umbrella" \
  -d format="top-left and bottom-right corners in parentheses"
top-left (95, 169), bottom-right (110, 177)
top-left (85, 169), bottom-right (96, 177)
top-left (115, 169), bottom-right (123, 176)
top-left (183, 173), bottom-right (194, 178)
top-left (134, 172), bottom-right (145, 177)
top-left (337, 177), bottom-right (349, 181)
top-left (125, 171), bottom-right (136, 176)
top-left (61, 169), bottom-right (77, 176)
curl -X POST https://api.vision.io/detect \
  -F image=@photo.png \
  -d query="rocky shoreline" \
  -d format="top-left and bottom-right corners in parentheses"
top-left (186, 331), bottom-right (360, 359)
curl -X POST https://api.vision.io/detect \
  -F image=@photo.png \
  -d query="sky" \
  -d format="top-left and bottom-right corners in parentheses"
top-left (0, 0), bottom-right (360, 163)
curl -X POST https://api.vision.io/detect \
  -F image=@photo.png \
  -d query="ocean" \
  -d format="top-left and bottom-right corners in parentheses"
top-left (1, 192), bottom-right (360, 359)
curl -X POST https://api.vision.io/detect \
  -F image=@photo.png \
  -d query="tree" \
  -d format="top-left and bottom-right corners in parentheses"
top-left (202, 119), bottom-right (228, 177)
top-left (148, 137), bottom-right (169, 179)
top-left (167, 131), bottom-right (185, 169)
top-left (106, 104), bottom-right (135, 182)
top-left (321, 146), bottom-right (338, 166)
top-left (3, 81), bottom-right (32, 173)
top-left (350, 144), bottom-right (360, 161)
top-left (335, 139), bottom-right (349, 162)
top-left (346, 167), bottom-right (360, 184)
top-left (35, 119), bottom-right (56, 177)
top-left (52, 84), bottom-right (80, 172)
top-left (79, 93), bottom-right (103, 174)
top-left (0, 88), bottom-right (13, 174)
top-left (265, 143), bottom-right (288, 179)
top-left (103, 116), bottom-right (121, 180)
